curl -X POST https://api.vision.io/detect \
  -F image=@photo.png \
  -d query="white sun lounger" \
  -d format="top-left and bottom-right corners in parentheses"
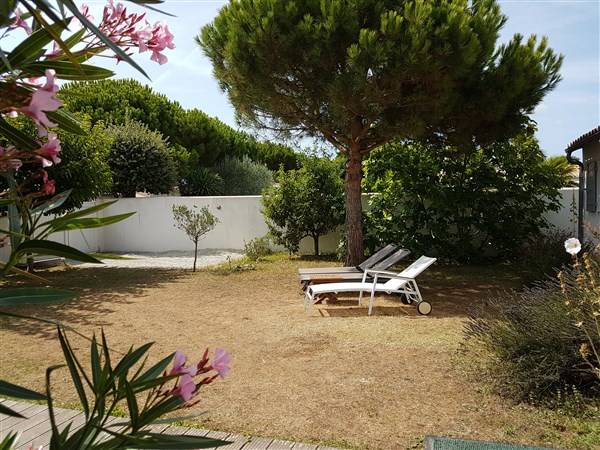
top-left (304, 256), bottom-right (437, 316)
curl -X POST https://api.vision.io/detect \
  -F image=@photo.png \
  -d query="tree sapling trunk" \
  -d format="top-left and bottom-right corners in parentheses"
top-left (193, 239), bottom-right (198, 272)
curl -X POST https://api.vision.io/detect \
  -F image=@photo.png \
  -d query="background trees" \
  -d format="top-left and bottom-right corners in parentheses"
top-left (199, 0), bottom-right (562, 265)
top-left (363, 128), bottom-right (570, 262)
top-left (60, 79), bottom-right (300, 195)
top-left (263, 157), bottom-right (344, 255)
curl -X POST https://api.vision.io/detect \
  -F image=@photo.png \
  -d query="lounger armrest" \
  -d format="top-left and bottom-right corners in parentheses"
top-left (364, 269), bottom-right (416, 281)
top-left (363, 269), bottom-right (400, 277)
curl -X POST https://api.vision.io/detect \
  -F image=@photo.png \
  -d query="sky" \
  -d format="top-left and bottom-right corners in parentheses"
top-left (80, 1), bottom-right (599, 156)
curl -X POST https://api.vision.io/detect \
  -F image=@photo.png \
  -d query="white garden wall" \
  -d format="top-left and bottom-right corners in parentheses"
top-left (0, 188), bottom-right (582, 260)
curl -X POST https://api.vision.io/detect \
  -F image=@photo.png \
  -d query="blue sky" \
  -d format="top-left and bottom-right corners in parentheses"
top-left (83, 1), bottom-right (599, 155)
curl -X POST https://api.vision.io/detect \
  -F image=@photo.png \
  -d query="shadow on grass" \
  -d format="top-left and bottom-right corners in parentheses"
top-left (0, 267), bottom-right (189, 339)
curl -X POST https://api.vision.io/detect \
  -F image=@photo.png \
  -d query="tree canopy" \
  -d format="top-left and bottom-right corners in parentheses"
top-left (199, 0), bottom-right (562, 264)
top-left (363, 127), bottom-right (570, 262)
top-left (60, 79), bottom-right (301, 169)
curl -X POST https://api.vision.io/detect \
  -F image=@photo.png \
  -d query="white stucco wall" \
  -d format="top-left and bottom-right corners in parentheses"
top-left (0, 189), bottom-right (585, 260)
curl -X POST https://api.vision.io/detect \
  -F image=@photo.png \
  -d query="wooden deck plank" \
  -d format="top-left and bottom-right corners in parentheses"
top-left (240, 436), bottom-right (276, 449)
top-left (0, 401), bottom-right (36, 422)
top-left (266, 438), bottom-right (296, 449)
top-left (19, 411), bottom-right (87, 450)
top-left (13, 408), bottom-right (79, 448)
top-left (292, 443), bottom-right (318, 450)
top-left (0, 404), bottom-right (48, 434)
top-left (2, 402), bottom-right (339, 450)
top-left (218, 432), bottom-right (250, 450)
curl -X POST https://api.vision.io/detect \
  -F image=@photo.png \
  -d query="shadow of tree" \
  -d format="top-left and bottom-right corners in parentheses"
top-left (0, 267), bottom-right (189, 339)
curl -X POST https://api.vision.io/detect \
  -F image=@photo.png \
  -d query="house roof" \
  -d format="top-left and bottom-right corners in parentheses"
top-left (566, 125), bottom-right (600, 151)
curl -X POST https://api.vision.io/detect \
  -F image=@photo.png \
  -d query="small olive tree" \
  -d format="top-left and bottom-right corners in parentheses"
top-left (172, 205), bottom-right (219, 271)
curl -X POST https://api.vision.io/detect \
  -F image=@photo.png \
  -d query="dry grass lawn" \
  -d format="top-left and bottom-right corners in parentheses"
top-left (1, 256), bottom-right (598, 449)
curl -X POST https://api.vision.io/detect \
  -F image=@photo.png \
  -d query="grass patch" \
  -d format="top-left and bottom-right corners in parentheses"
top-left (1, 259), bottom-right (597, 449)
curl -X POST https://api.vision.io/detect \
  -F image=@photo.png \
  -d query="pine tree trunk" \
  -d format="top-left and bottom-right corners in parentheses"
top-left (344, 147), bottom-right (364, 266)
top-left (313, 234), bottom-right (320, 256)
top-left (193, 240), bottom-right (198, 272)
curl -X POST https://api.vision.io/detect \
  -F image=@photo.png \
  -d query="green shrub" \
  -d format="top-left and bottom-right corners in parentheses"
top-left (107, 121), bottom-right (177, 197)
top-left (465, 250), bottom-right (600, 403)
top-left (214, 156), bottom-right (273, 195)
top-left (179, 167), bottom-right (225, 196)
top-left (262, 157), bottom-right (344, 255)
top-left (244, 236), bottom-right (272, 261)
top-left (363, 128), bottom-right (568, 263)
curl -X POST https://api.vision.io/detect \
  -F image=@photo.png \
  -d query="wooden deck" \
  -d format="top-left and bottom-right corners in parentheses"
top-left (0, 400), bottom-right (339, 450)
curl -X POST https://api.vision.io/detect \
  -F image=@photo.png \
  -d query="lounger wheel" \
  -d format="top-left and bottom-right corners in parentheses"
top-left (417, 301), bottom-right (432, 315)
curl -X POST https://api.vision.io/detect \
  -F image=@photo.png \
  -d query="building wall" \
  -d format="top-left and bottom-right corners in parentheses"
top-left (583, 140), bottom-right (600, 234)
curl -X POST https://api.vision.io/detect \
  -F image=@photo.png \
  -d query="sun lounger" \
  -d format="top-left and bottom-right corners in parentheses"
top-left (298, 246), bottom-right (410, 288)
top-left (303, 256), bottom-right (436, 316)
top-left (298, 244), bottom-right (397, 275)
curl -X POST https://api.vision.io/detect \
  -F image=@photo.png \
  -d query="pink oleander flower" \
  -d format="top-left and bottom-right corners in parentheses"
top-left (46, 42), bottom-right (62, 58)
top-left (169, 350), bottom-right (198, 377)
top-left (10, 9), bottom-right (32, 35)
top-left (41, 170), bottom-right (56, 195)
top-left (81, 4), bottom-right (95, 22)
top-left (146, 22), bottom-right (175, 65)
top-left (172, 373), bottom-right (196, 402)
top-left (20, 70), bottom-right (63, 132)
top-left (211, 348), bottom-right (231, 379)
top-left (37, 134), bottom-right (61, 167)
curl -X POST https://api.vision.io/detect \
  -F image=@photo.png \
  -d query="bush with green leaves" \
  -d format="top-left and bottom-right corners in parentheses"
top-left (244, 236), bottom-right (272, 261)
top-left (214, 155), bottom-right (273, 195)
top-left (465, 245), bottom-right (600, 404)
top-left (172, 205), bottom-right (219, 271)
top-left (107, 121), bottom-right (177, 197)
top-left (262, 157), bottom-right (344, 255)
top-left (363, 128), bottom-right (569, 263)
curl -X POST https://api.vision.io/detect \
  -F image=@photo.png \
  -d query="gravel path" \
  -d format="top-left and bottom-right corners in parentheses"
top-left (78, 250), bottom-right (243, 269)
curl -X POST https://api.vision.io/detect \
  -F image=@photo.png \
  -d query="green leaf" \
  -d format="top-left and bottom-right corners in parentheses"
top-left (90, 335), bottom-right (102, 390)
top-left (124, 381), bottom-right (139, 430)
top-left (50, 212), bottom-right (135, 232)
top-left (48, 200), bottom-right (118, 223)
top-left (7, 21), bottom-right (67, 68)
top-left (13, 240), bottom-right (103, 264)
top-left (31, 189), bottom-right (73, 215)
top-left (0, 116), bottom-right (39, 150)
top-left (0, 379), bottom-right (46, 401)
top-left (0, 431), bottom-right (21, 448)
top-left (62, 27), bottom-right (86, 50)
top-left (0, 287), bottom-right (77, 306)
top-left (113, 342), bottom-right (154, 378)
top-left (46, 109), bottom-right (86, 135)
top-left (134, 352), bottom-right (175, 385)
top-left (111, 433), bottom-right (232, 449)
top-left (23, 61), bottom-right (115, 80)
top-left (57, 328), bottom-right (89, 417)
